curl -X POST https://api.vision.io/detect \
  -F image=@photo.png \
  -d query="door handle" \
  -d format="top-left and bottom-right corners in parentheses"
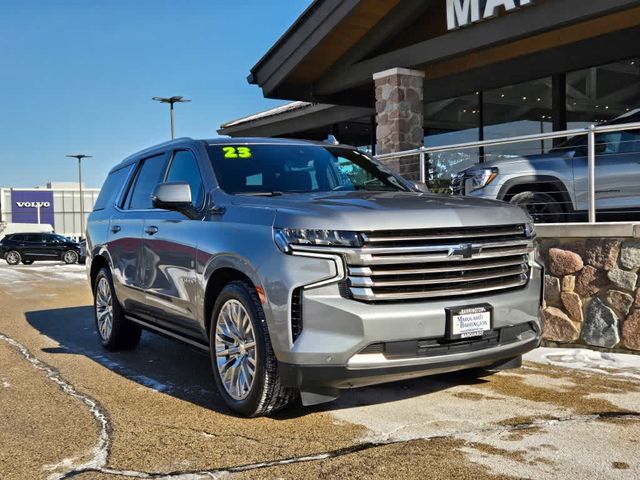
top-left (144, 226), bottom-right (159, 236)
top-left (111, 225), bottom-right (121, 234)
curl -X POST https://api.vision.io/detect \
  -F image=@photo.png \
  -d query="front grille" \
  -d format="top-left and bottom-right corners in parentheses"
top-left (347, 225), bottom-right (532, 302)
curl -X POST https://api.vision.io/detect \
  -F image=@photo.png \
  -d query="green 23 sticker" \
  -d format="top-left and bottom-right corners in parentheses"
top-left (222, 146), bottom-right (252, 159)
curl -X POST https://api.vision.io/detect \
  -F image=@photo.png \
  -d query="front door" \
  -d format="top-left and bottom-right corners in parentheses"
top-left (574, 130), bottom-right (640, 211)
top-left (141, 149), bottom-right (205, 340)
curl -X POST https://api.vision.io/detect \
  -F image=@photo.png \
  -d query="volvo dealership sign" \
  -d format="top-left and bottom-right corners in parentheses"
top-left (447, 0), bottom-right (534, 30)
top-left (11, 190), bottom-right (55, 226)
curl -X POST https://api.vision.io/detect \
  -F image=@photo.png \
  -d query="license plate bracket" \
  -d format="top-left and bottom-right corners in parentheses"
top-left (445, 304), bottom-right (493, 340)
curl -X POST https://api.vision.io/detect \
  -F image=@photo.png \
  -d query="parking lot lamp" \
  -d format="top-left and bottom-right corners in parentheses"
top-left (65, 154), bottom-right (92, 240)
top-left (152, 96), bottom-right (191, 139)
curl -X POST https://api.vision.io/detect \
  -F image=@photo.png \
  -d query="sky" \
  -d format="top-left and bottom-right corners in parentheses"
top-left (0, 0), bottom-right (311, 188)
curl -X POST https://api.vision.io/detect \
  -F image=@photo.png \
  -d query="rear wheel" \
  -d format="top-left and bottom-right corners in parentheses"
top-left (210, 281), bottom-right (296, 417)
top-left (21, 260), bottom-right (34, 265)
top-left (63, 250), bottom-right (78, 264)
top-left (509, 191), bottom-right (564, 223)
top-left (5, 251), bottom-right (21, 266)
top-left (94, 268), bottom-right (141, 350)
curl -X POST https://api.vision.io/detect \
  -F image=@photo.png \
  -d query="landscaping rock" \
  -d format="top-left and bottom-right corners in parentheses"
top-left (603, 290), bottom-right (634, 317)
top-left (544, 275), bottom-right (561, 307)
top-left (548, 248), bottom-right (584, 276)
top-left (607, 268), bottom-right (638, 292)
top-left (583, 239), bottom-right (620, 271)
top-left (561, 275), bottom-right (575, 292)
top-left (561, 292), bottom-right (583, 322)
top-left (620, 240), bottom-right (640, 270)
top-left (581, 298), bottom-right (620, 348)
top-left (543, 307), bottom-right (580, 343)
top-left (622, 310), bottom-right (640, 351)
top-left (575, 266), bottom-right (608, 297)
top-left (635, 289), bottom-right (640, 309)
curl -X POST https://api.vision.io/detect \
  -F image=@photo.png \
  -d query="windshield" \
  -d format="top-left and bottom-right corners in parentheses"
top-left (206, 144), bottom-right (410, 195)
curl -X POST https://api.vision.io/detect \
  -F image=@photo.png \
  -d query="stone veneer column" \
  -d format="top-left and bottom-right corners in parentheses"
top-left (373, 67), bottom-right (425, 180)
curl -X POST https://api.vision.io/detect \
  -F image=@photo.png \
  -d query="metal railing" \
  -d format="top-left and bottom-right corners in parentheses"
top-left (376, 121), bottom-right (640, 223)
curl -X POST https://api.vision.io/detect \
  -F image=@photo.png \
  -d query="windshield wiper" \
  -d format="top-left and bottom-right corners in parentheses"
top-left (241, 191), bottom-right (284, 197)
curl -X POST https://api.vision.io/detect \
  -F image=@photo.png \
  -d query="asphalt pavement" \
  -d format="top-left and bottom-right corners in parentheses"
top-left (0, 262), bottom-right (638, 479)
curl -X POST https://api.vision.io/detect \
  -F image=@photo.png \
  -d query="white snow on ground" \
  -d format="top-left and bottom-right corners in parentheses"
top-left (525, 347), bottom-right (640, 379)
top-left (0, 263), bottom-right (87, 289)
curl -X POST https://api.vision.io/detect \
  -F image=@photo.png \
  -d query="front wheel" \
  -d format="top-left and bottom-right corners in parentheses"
top-left (63, 250), bottom-right (79, 264)
top-left (5, 251), bottom-right (21, 265)
top-left (210, 281), bottom-right (296, 417)
top-left (94, 268), bottom-right (141, 350)
top-left (509, 191), bottom-right (565, 223)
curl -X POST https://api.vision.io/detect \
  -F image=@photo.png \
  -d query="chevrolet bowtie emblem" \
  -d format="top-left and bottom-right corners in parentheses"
top-left (448, 243), bottom-right (482, 259)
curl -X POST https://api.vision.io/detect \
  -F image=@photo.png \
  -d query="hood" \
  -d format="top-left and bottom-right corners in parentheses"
top-left (461, 150), bottom-right (570, 172)
top-left (230, 191), bottom-right (530, 231)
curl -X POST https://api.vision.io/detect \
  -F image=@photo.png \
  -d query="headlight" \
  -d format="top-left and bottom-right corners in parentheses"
top-left (274, 228), bottom-right (363, 253)
top-left (463, 167), bottom-right (499, 192)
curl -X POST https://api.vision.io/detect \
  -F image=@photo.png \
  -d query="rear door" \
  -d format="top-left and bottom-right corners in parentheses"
top-left (22, 234), bottom-right (50, 260)
top-left (141, 149), bottom-right (205, 340)
top-left (108, 153), bottom-right (169, 314)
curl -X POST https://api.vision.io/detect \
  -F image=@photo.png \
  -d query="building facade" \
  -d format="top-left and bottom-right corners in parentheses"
top-left (219, 0), bottom-right (640, 180)
top-left (1, 183), bottom-right (100, 237)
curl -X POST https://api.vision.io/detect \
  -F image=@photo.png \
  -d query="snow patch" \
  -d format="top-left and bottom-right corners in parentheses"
top-left (524, 347), bottom-right (640, 379)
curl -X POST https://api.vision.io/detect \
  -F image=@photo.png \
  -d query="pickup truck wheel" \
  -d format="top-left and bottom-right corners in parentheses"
top-left (5, 250), bottom-right (21, 265)
top-left (210, 280), bottom-right (296, 417)
top-left (94, 268), bottom-right (141, 350)
top-left (509, 191), bottom-right (564, 223)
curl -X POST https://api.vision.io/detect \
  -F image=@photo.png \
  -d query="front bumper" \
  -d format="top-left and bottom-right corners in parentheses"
top-left (280, 330), bottom-right (540, 403)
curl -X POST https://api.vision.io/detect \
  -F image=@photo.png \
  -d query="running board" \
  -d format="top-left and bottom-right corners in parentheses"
top-left (125, 315), bottom-right (209, 352)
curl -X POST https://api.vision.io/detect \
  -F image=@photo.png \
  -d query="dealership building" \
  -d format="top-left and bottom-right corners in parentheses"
top-left (219, 0), bottom-right (640, 179)
top-left (0, 183), bottom-right (100, 238)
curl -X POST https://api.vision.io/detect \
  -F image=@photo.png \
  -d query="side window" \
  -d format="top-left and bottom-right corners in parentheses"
top-left (94, 164), bottom-right (133, 211)
top-left (126, 154), bottom-right (169, 210)
top-left (165, 150), bottom-right (205, 208)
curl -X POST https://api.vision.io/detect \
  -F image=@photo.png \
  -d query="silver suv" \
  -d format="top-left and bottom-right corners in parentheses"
top-left (86, 138), bottom-right (543, 416)
top-left (452, 110), bottom-right (640, 222)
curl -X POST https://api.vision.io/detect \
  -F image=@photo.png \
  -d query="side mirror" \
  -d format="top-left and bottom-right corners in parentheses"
top-left (151, 182), bottom-right (198, 219)
top-left (411, 181), bottom-right (430, 193)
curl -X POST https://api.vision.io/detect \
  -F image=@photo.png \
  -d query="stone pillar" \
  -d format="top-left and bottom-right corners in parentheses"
top-left (373, 67), bottom-right (425, 180)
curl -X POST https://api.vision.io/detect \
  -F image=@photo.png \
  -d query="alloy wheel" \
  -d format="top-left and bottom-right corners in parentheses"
top-left (64, 251), bottom-right (78, 264)
top-left (95, 277), bottom-right (114, 341)
top-left (214, 299), bottom-right (257, 400)
top-left (6, 252), bottom-right (20, 265)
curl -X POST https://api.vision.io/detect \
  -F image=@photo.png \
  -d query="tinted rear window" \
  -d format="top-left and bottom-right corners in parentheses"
top-left (94, 165), bottom-right (133, 211)
top-left (126, 154), bottom-right (169, 210)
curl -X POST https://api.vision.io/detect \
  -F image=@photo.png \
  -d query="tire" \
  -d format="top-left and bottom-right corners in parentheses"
top-left (21, 260), bottom-right (34, 265)
top-left (63, 250), bottom-right (79, 264)
top-left (5, 250), bottom-right (21, 266)
top-left (210, 280), bottom-right (296, 417)
top-left (93, 267), bottom-right (142, 350)
top-left (509, 191), bottom-right (565, 223)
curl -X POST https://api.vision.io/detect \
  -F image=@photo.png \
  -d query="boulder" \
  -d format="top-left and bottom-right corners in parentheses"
top-left (562, 275), bottom-right (576, 292)
top-left (543, 307), bottom-right (580, 343)
top-left (561, 292), bottom-right (583, 323)
top-left (622, 310), bottom-right (640, 351)
top-left (575, 266), bottom-right (608, 297)
top-left (608, 268), bottom-right (638, 292)
top-left (620, 241), bottom-right (640, 270)
top-left (583, 239), bottom-right (620, 271)
top-left (548, 248), bottom-right (584, 276)
top-left (544, 275), bottom-right (562, 307)
top-left (603, 290), bottom-right (634, 318)
top-left (581, 298), bottom-right (620, 348)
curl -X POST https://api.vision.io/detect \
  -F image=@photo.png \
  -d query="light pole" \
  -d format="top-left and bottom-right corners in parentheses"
top-left (66, 154), bottom-right (92, 239)
top-left (152, 96), bottom-right (191, 139)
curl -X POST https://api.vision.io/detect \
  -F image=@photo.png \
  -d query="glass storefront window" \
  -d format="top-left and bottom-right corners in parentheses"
top-left (567, 58), bottom-right (640, 127)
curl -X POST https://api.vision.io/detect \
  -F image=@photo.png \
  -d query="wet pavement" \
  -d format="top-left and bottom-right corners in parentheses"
top-left (0, 262), bottom-right (639, 479)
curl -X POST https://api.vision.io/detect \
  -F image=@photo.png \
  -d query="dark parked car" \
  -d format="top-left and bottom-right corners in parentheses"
top-left (0, 232), bottom-right (81, 265)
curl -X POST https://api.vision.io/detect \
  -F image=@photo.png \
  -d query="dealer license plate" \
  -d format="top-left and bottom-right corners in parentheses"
top-left (447, 304), bottom-right (492, 339)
